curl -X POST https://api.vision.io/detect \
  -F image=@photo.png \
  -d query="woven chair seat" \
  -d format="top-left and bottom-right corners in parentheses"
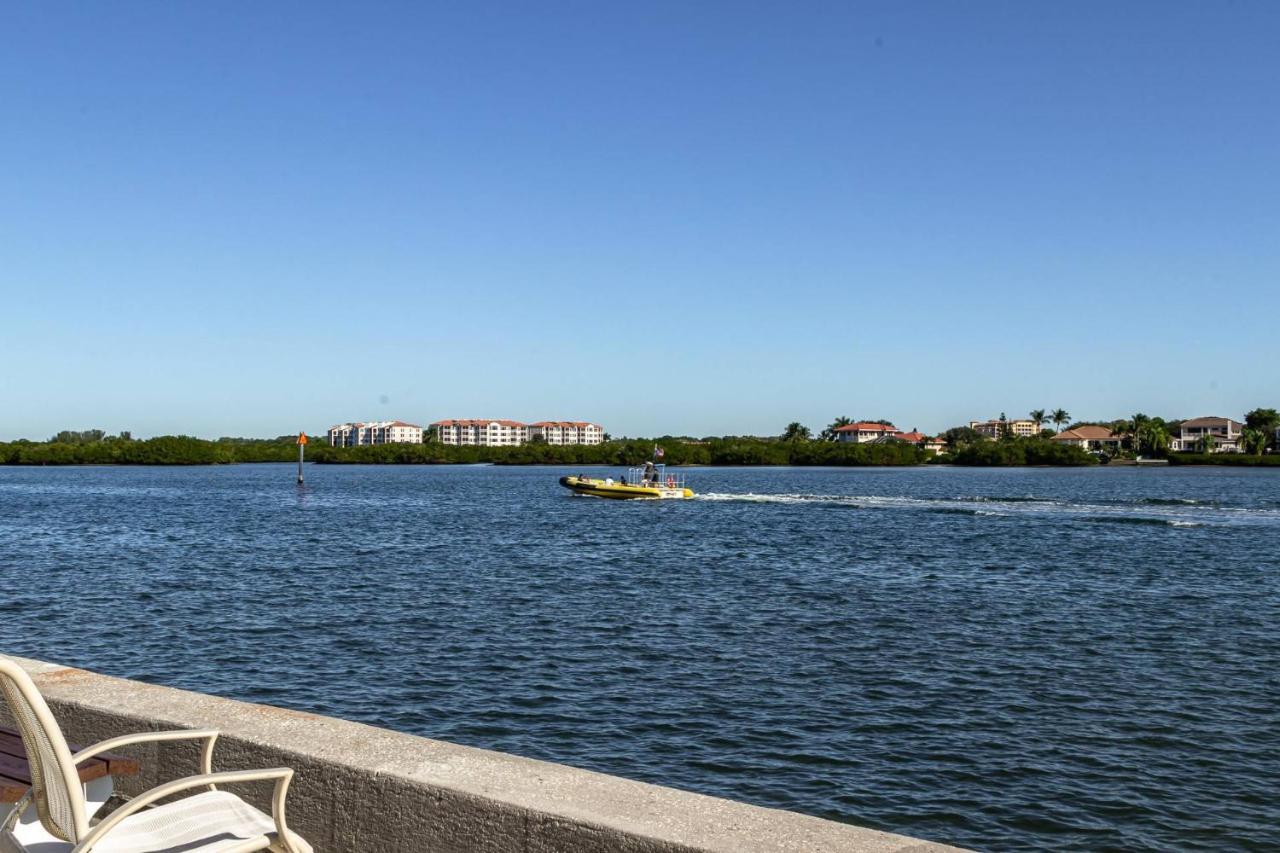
top-left (88, 790), bottom-right (312, 853)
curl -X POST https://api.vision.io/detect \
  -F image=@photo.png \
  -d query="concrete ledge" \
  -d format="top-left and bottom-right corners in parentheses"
top-left (2, 655), bottom-right (964, 852)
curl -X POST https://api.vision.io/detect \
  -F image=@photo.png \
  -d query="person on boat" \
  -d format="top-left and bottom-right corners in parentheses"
top-left (619, 472), bottom-right (628, 485)
top-left (642, 460), bottom-right (656, 486)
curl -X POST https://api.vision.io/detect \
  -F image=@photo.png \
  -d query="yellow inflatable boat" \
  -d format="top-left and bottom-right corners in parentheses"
top-left (559, 466), bottom-right (694, 500)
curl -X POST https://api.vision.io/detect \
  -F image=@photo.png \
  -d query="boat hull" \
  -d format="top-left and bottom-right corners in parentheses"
top-left (559, 476), bottom-right (694, 500)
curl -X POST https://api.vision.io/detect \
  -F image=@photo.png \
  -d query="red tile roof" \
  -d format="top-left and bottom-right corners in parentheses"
top-left (834, 422), bottom-right (898, 432)
top-left (972, 419), bottom-right (1036, 427)
top-left (1053, 425), bottom-right (1118, 441)
top-left (432, 419), bottom-right (527, 428)
top-left (329, 420), bottom-right (421, 430)
top-left (1180, 416), bottom-right (1242, 429)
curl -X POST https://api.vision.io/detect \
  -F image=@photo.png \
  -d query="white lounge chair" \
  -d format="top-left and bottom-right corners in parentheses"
top-left (0, 657), bottom-right (311, 853)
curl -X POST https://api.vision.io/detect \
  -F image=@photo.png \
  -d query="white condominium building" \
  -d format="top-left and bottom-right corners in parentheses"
top-left (433, 419), bottom-right (528, 446)
top-left (328, 421), bottom-right (424, 446)
top-left (970, 418), bottom-right (1039, 438)
top-left (431, 419), bottom-right (607, 446)
top-left (527, 421), bottom-right (605, 445)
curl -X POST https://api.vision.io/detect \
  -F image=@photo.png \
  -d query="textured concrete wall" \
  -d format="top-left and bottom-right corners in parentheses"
top-left (2, 656), bottom-right (964, 852)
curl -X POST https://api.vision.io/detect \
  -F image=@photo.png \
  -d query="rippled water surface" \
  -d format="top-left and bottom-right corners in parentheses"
top-left (1, 464), bottom-right (1277, 851)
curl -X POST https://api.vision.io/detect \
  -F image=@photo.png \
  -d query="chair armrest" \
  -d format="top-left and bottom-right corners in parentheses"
top-left (73, 768), bottom-right (299, 853)
top-left (4, 730), bottom-right (220, 835)
top-left (71, 729), bottom-right (220, 777)
top-left (1, 789), bottom-right (34, 833)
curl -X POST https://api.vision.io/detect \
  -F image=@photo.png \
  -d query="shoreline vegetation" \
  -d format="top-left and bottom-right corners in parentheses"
top-left (0, 434), bottom-right (929, 467)
top-left (2, 420), bottom-right (1276, 468)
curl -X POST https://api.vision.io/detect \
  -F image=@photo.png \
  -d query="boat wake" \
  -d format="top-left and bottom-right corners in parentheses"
top-left (694, 492), bottom-right (1280, 528)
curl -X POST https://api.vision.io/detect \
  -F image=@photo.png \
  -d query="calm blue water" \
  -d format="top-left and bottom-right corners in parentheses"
top-left (1, 464), bottom-right (1277, 851)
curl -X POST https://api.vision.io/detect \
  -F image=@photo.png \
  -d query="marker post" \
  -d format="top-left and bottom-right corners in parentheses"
top-left (297, 431), bottom-right (308, 484)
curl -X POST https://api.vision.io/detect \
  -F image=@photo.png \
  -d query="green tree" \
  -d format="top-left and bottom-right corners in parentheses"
top-left (1029, 409), bottom-right (1046, 433)
top-left (1244, 408), bottom-right (1278, 449)
top-left (49, 429), bottom-right (106, 445)
top-left (782, 422), bottom-right (812, 442)
top-left (1138, 422), bottom-right (1170, 457)
top-left (820, 416), bottom-right (854, 441)
top-left (1241, 428), bottom-right (1269, 455)
top-left (1199, 432), bottom-right (1217, 454)
top-left (1051, 409), bottom-right (1070, 432)
top-left (1106, 413), bottom-right (1147, 452)
top-left (1129, 413), bottom-right (1150, 451)
top-left (950, 436), bottom-right (1096, 467)
top-left (1244, 407), bottom-right (1279, 431)
top-left (943, 426), bottom-right (984, 449)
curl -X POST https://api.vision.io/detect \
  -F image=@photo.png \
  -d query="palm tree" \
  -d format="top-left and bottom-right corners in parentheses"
top-left (1242, 428), bottom-right (1268, 455)
top-left (1245, 408), bottom-right (1279, 451)
top-left (821, 416), bottom-right (853, 442)
top-left (1111, 418), bottom-right (1133, 451)
top-left (1128, 413), bottom-right (1150, 453)
top-left (1199, 433), bottom-right (1216, 454)
top-left (1029, 409), bottom-right (1047, 434)
top-left (782, 422), bottom-right (812, 442)
top-left (1051, 408), bottom-right (1070, 433)
top-left (1141, 423), bottom-right (1170, 457)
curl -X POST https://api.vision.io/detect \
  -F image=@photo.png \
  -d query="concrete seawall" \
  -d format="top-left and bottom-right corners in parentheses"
top-left (2, 656), bottom-right (965, 852)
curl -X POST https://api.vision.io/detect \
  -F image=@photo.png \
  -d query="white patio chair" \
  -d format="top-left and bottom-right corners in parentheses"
top-left (0, 657), bottom-right (311, 853)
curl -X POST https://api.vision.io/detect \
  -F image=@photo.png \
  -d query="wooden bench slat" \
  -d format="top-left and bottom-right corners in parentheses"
top-left (0, 726), bottom-right (141, 804)
top-left (1, 773), bottom-right (32, 804)
top-left (2, 728), bottom-right (139, 773)
top-left (95, 752), bottom-right (141, 775)
top-left (0, 731), bottom-right (29, 758)
top-left (0, 751), bottom-right (33, 785)
top-left (0, 731), bottom-right (107, 771)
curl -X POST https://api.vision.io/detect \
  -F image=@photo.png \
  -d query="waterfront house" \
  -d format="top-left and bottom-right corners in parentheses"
top-left (1050, 425), bottom-right (1122, 452)
top-left (527, 422), bottom-right (605, 445)
top-left (834, 422), bottom-right (899, 443)
top-left (970, 418), bottom-right (1039, 439)
top-left (328, 420), bottom-right (424, 447)
top-left (871, 429), bottom-right (946, 456)
top-left (433, 419), bottom-right (529, 446)
top-left (1169, 416), bottom-right (1244, 453)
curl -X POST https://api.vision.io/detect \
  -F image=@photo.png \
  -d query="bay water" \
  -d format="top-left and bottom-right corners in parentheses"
top-left (1, 464), bottom-right (1276, 850)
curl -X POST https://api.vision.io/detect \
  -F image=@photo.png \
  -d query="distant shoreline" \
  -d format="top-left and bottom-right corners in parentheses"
top-left (3, 460), bottom-right (1277, 471)
top-left (3, 434), bottom-right (1276, 468)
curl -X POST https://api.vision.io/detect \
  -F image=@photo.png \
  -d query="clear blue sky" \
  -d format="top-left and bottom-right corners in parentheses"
top-left (2, 2), bottom-right (1276, 440)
